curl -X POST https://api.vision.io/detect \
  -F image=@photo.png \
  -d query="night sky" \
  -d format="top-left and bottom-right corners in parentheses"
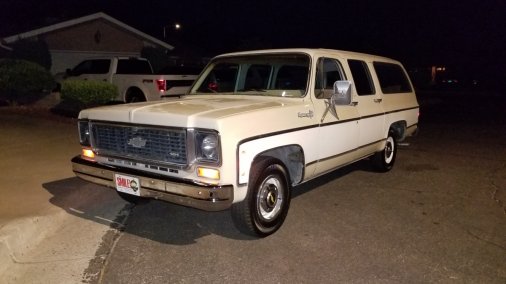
top-left (1, 0), bottom-right (505, 78)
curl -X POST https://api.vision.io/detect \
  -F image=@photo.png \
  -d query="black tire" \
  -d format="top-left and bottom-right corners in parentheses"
top-left (117, 191), bottom-right (149, 204)
top-left (126, 89), bottom-right (146, 103)
top-left (372, 131), bottom-right (397, 172)
top-left (231, 157), bottom-right (291, 237)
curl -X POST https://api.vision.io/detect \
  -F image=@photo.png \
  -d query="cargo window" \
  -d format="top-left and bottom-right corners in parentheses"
top-left (315, 58), bottom-right (345, 99)
top-left (373, 62), bottom-right (412, 94)
top-left (348, 59), bottom-right (375, 96)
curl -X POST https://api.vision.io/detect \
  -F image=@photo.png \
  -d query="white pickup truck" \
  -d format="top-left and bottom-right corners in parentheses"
top-left (62, 57), bottom-right (199, 102)
top-left (72, 48), bottom-right (419, 237)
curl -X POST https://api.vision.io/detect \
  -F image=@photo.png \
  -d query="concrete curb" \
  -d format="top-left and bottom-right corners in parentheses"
top-left (0, 210), bottom-right (67, 276)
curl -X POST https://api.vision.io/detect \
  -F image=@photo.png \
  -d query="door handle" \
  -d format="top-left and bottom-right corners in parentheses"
top-left (374, 98), bottom-right (382, 103)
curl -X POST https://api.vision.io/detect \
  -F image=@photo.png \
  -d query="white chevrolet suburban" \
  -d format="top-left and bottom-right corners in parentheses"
top-left (60, 57), bottom-right (199, 102)
top-left (72, 49), bottom-right (419, 237)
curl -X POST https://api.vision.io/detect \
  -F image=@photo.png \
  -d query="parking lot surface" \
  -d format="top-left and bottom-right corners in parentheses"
top-left (1, 92), bottom-right (505, 283)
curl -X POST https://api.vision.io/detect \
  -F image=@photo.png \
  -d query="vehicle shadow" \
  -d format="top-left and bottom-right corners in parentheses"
top-left (43, 160), bottom-right (374, 244)
top-left (42, 178), bottom-right (251, 244)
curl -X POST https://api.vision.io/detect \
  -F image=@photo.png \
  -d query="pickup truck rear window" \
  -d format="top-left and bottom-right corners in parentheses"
top-left (373, 62), bottom-right (412, 94)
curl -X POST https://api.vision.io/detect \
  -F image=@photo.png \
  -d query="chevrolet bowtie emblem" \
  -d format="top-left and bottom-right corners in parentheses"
top-left (128, 137), bottom-right (147, 148)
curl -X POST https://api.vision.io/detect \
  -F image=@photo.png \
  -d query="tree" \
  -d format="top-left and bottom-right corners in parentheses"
top-left (141, 46), bottom-right (169, 73)
top-left (10, 38), bottom-right (52, 70)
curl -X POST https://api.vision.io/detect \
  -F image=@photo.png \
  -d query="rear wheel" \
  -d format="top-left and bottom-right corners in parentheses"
top-left (232, 157), bottom-right (291, 237)
top-left (372, 131), bottom-right (397, 172)
top-left (125, 89), bottom-right (146, 103)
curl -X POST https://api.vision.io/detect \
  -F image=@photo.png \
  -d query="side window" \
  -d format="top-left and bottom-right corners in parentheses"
top-left (348, 59), bottom-right (375, 96)
top-left (90, 60), bottom-right (110, 74)
top-left (117, 59), bottom-right (152, 74)
top-left (314, 57), bottom-right (345, 98)
top-left (71, 60), bottom-right (92, 76)
top-left (373, 62), bottom-right (412, 94)
top-left (73, 60), bottom-right (110, 75)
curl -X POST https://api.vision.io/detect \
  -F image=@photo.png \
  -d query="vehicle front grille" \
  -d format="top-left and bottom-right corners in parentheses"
top-left (91, 122), bottom-right (187, 166)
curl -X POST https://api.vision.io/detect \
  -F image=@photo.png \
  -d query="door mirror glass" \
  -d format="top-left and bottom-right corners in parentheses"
top-left (332, 80), bottom-right (352, 106)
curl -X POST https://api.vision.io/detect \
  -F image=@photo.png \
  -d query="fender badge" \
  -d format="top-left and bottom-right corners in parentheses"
top-left (298, 110), bottom-right (314, 118)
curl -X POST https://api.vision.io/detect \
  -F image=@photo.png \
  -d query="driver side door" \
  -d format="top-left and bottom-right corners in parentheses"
top-left (311, 57), bottom-right (360, 177)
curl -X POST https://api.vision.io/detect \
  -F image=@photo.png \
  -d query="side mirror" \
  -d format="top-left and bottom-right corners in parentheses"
top-left (332, 80), bottom-right (352, 106)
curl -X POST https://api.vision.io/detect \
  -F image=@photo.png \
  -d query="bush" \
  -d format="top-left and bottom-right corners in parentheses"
top-left (10, 39), bottom-right (52, 70)
top-left (0, 59), bottom-right (55, 105)
top-left (60, 80), bottom-right (118, 108)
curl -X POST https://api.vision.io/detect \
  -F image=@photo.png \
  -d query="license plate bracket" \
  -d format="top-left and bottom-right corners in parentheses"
top-left (114, 174), bottom-right (141, 196)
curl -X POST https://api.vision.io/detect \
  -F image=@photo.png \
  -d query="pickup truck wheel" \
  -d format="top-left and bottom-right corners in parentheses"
top-left (231, 158), bottom-right (291, 237)
top-left (117, 192), bottom-right (149, 204)
top-left (126, 89), bottom-right (146, 103)
top-left (372, 131), bottom-right (397, 172)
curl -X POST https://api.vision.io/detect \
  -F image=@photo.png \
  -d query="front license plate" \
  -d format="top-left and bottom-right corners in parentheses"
top-left (115, 174), bottom-right (141, 196)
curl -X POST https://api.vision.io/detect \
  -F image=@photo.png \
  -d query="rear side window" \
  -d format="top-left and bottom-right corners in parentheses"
top-left (348, 59), bottom-right (375, 96)
top-left (373, 62), bottom-right (412, 94)
top-left (117, 59), bottom-right (153, 74)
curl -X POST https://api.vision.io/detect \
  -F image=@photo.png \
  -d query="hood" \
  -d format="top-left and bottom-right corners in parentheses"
top-left (79, 95), bottom-right (303, 128)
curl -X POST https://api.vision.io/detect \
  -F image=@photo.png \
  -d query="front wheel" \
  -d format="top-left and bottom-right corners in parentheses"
top-left (371, 131), bottom-right (397, 172)
top-left (231, 158), bottom-right (291, 237)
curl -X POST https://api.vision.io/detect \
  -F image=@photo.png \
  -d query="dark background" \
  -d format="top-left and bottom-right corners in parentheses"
top-left (1, 0), bottom-right (505, 88)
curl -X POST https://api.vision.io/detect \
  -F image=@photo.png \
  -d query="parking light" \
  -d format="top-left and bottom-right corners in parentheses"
top-left (197, 167), bottom-right (220, 180)
top-left (82, 148), bottom-right (95, 160)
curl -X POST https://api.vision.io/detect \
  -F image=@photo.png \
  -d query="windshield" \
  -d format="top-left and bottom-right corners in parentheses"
top-left (190, 53), bottom-right (310, 97)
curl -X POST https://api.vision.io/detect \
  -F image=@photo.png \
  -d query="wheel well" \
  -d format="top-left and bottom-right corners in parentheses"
top-left (253, 145), bottom-right (304, 186)
top-left (125, 87), bottom-right (146, 102)
top-left (389, 121), bottom-right (407, 141)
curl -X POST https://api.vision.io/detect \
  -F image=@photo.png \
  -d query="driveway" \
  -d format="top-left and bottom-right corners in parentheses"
top-left (0, 92), bottom-right (505, 283)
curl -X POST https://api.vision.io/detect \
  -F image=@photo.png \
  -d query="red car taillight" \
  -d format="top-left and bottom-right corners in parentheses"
top-left (156, 79), bottom-right (166, 92)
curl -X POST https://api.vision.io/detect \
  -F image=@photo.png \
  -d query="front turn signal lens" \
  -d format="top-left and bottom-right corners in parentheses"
top-left (197, 167), bottom-right (220, 180)
top-left (82, 148), bottom-right (95, 159)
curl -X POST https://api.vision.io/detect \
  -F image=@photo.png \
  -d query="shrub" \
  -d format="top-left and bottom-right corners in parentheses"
top-left (0, 59), bottom-right (55, 105)
top-left (10, 39), bottom-right (52, 70)
top-left (60, 80), bottom-right (118, 108)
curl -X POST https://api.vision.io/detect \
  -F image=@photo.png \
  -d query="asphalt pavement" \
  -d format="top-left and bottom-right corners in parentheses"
top-left (0, 91), bottom-right (505, 283)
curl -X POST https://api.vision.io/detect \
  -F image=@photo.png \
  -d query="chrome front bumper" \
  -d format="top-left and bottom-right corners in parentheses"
top-left (71, 156), bottom-right (233, 211)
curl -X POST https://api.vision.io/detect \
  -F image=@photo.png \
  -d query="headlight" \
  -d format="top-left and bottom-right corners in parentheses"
top-left (78, 120), bottom-right (91, 146)
top-left (195, 131), bottom-right (220, 164)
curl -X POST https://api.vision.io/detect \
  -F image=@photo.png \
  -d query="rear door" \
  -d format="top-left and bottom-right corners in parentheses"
top-left (347, 59), bottom-right (386, 154)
